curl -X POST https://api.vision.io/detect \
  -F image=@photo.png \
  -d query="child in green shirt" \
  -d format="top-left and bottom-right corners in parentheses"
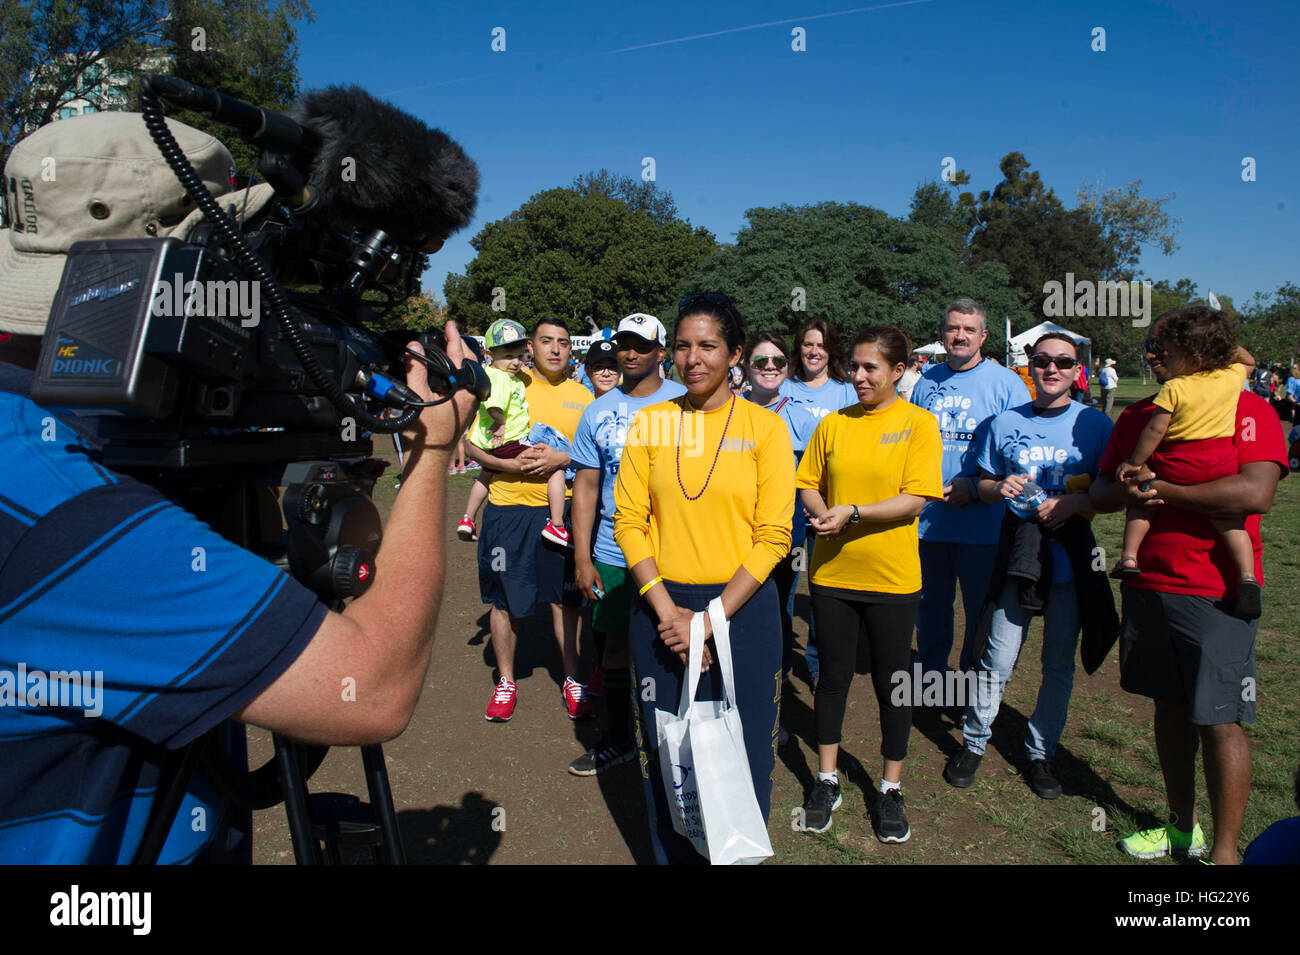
top-left (458, 320), bottom-right (570, 546)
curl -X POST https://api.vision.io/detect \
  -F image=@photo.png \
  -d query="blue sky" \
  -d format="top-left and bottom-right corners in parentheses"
top-left (293, 0), bottom-right (1298, 309)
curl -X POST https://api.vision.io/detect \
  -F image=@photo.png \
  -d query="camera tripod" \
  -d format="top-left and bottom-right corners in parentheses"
top-left (132, 451), bottom-right (405, 864)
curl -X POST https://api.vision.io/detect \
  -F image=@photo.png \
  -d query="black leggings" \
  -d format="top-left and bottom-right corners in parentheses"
top-left (811, 591), bottom-right (919, 762)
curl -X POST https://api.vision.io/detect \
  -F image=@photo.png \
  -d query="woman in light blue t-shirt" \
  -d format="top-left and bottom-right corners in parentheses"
top-left (777, 317), bottom-right (856, 685)
top-left (780, 316), bottom-right (858, 419)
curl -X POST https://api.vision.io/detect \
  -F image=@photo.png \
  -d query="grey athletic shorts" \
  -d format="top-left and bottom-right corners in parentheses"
top-left (1118, 585), bottom-right (1257, 725)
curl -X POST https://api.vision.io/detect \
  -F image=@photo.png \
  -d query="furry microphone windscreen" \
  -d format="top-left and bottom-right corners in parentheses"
top-left (289, 86), bottom-right (479, 244)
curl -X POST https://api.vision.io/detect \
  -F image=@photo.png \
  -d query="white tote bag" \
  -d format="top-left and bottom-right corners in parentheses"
top-left (654, 597), bottom-right (774, 865)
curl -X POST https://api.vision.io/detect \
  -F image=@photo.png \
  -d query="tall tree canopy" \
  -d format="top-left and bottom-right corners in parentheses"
top-left (1, 0), bottom-right (168, 163)
top-left (969, 152), bottom-right (1113, 316)
top-left (1077, 179), bottom-right (1181, 281)
top-left (684, 201), bottom-right (1028, 354)
top-left (157, 0), bottom-right (314, 174)
top-left (1, 0), bottom-right (313, 171)
top-left (444, 186), bottom-right (717, 334)
top-left (573, 169), bottom-right (679, 227)
top-left (1237, 281), bottom-right (1299, 366)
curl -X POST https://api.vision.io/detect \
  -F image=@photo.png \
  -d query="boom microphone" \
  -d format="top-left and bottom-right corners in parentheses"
top-left (148, 75), bottom-right (479, 247)
top-left (288, 86), bottom-right (479, 246)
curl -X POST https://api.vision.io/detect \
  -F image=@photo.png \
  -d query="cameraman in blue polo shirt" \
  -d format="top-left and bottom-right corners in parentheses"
top-left (0, 113), bottom-right (479, 863)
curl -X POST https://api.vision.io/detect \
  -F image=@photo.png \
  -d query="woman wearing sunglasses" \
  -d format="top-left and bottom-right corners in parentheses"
top-left (614, 294), bottom-right (794, 864)
top-left (744, 332), bottom-right (821, 696)
top-left (942, 333), bottom-right (1113, 799)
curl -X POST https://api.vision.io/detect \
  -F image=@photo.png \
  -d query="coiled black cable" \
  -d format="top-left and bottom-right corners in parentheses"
top-left (139, 76), bottom-right (418, 434)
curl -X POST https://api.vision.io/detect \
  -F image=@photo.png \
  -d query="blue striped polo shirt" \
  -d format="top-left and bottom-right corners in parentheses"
top-left (0, 364), bottom-right (326, 863)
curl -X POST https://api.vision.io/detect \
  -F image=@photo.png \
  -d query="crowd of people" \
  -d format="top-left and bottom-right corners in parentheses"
top-left (455, 294), bottom-right (1293, 865)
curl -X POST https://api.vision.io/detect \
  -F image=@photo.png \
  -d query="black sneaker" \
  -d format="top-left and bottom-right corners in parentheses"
top-left (1023, 758), bottom-right (1062, 799)
top-left (799, 779), bottom-right (842, 833)
top-left (567, 742), bottom-right (636, 777)
top-left (943, 747), bottom-right (982, 788)
top-left (874, 788), bottom-right (911, 843)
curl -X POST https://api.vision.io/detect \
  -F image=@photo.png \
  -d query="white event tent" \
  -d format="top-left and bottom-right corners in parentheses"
top-left (1007, 321), bottom-right (1092, 369)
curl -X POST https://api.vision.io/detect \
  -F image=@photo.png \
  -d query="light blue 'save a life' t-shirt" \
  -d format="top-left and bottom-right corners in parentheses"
top-left (909, 358), bottom-right (1032, 544)
top-left (778, 377), bottom-right (858, 439)
top-left (569, 379), bottom-right (686, 567)
top-left (977, 401), bottom-right (1114, 581)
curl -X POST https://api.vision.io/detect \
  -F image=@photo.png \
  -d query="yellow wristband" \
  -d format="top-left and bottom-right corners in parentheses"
top-left (638, 576), bottom-right (664, 597)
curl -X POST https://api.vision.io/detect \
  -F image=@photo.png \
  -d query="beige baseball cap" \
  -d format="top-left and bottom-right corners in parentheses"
top-left (0, 111), bottom-right (275, 335)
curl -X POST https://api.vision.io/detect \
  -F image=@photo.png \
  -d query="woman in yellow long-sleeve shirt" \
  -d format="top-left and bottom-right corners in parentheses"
top-left (614, 293), bottom-right (794, 865)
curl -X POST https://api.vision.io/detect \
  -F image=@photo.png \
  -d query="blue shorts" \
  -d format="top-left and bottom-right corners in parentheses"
top-left (477, 501), bottom-right (582, 618)
top-left (528, 423), bottom-right (576, 482)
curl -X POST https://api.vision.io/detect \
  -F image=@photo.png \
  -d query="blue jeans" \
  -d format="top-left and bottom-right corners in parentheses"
top-left (915, 541), bottom-right (998, 674)
top-left (961, 580), bottom-right (1080, 761)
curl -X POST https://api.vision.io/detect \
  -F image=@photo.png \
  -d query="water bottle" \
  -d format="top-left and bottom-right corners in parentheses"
top-left (1007, 479), bottom-right (1048, 519)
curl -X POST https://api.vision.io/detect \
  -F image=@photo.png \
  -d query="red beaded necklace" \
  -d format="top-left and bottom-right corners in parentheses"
top-left (676, 395), bottom-right (736, 501)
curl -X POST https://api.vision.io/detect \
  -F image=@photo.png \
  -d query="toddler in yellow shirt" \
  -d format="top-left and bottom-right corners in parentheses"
top-left (1113, 310), bottom-right (1258, 618)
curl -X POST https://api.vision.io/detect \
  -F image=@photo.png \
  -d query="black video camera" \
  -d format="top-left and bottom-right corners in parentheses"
top-left (27, 75), bottom-right (488, 604)
top-left (30, 74), bottom-right (488, 484)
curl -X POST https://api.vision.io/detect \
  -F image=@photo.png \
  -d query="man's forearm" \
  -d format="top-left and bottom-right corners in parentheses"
top-left (1153, 463), bottom-right (1281, 518)
top-left (339, 443), bottom-right (450, 701)
top-left (1089, 474), bottom-right (1130, 513)
top-left (571, 470), bottom-right (598, 559)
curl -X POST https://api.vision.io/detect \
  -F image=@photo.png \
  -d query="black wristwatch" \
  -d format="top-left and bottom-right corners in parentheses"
top-left (849, 504), bottom-right (861, 524)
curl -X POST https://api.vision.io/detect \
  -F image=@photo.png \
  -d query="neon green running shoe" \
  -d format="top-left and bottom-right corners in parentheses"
top-left (1118, 823), bottom-right (1207, 860)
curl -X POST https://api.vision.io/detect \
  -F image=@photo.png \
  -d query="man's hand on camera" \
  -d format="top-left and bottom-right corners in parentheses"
top-left (403, 321), bottom-right (479, 454)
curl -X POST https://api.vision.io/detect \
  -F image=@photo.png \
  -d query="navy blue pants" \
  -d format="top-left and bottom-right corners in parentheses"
top-left (629, 579), bottom-right (782, 865)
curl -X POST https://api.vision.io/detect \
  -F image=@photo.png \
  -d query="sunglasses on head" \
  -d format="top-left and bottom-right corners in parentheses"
top-left (750, 355), bottom-right (788, 370)
top-left (1029, 353), bottom-right (1078, 370)
top-left (678, 292), bottom-right (742, 327)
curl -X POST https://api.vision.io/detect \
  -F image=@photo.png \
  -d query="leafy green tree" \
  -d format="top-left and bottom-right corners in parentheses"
top-left (908, 177), bottom-right (976, 261)
top-left (362, 288), bottom-right (447, 334)
top-left (682, 201), bottom-right (1029, 356)
top-left (969, 152), bottom-right (1113, 315)
top-left (1077, 180), bottom-right (1181, 281)
top-left (1, 0), bottom-right (169, 164)
top-left (444, 187), bottom-right (717, 333)
top-left (157, 0), bottom-right (314, 174)
top-left (0, 1), bottom-right (313, 173)
top-left (573, 169), bottom-right (678, 227)
top-left (1239, 282), bottom-right (1300, 366)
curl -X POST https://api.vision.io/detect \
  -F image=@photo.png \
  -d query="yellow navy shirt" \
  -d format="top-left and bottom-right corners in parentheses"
top-left (614, 395), bottom-right (794, 585)
top-left (796, 398), bottom-right (943, 594)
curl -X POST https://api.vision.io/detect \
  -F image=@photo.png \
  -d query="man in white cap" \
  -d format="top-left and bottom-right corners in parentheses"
top-left (0, 112), bottom-right (478, 863)
top-left (567, 312), bottom-right (683, 774)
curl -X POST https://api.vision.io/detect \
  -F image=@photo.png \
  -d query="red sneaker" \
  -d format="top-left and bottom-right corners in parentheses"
top-left (541, 520), bottom-right (571, 548)
top-left (485, 679), bottom-right (517, 722)
top-left (457, 516), bottom-right (477, 542)
top-left (562, 677), bottom-right (594, 719)
top-left (586, 664), bottom-right (604, 697)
